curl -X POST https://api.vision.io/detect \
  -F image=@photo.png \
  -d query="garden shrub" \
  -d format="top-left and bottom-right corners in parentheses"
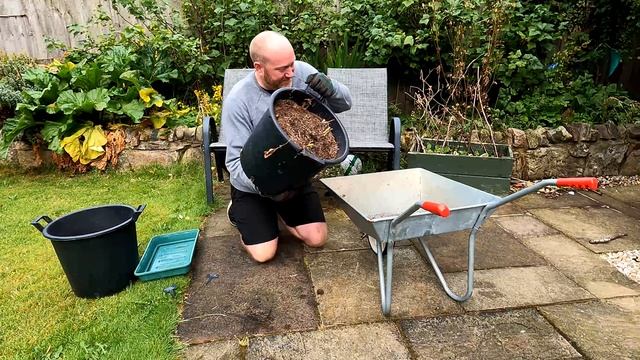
top-left (0, 53), bottom-right (37, 129)
top-left (0, 0), bottom-right (217, 168)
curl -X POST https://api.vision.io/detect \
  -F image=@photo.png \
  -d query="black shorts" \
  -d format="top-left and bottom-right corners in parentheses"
top-left (228, 183), bottom-right (325, 245)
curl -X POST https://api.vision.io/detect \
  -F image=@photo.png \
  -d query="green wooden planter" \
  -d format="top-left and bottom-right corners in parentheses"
top-left (407, 139), bottom-right (513, 195)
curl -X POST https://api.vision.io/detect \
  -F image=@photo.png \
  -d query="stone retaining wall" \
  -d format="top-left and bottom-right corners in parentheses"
top-left (1, 125), bottom-right (204, 170)
top-left (505, 123), bottom-right (640, 179)
top-left (3, 122), bottom-right (640, 179)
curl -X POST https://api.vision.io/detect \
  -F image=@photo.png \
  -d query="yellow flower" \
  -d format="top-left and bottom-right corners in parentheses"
top-left (213, 85), bottom-right (223, 101)
top-left (60, 124), bottom-right (107, 164)
top-left (139, 87), bottom-right (163, 107)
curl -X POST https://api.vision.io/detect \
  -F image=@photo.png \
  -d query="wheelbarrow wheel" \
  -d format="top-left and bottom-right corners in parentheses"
top-left (367, 235), bottom-right (389, 255)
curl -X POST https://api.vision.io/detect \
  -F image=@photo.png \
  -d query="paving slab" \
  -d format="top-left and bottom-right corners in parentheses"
top-left (445, 266), bottom-right (593, 311)
top-left (412, 219), bottom-right (546, 273)
top-left (582, 188), bottom-right (640, 220)
top-left (493, 214), bottom-right (559, 239)
top-left (514, 191), bottom-right (600, 209)
top-left (245, 322), bottom-right (411, 360)
top-left (530, 207), bottom-right (640, 253)
top-left (185, 340), bottom-right (242, 360)
top-left (601, 185), bottom-right (640, 207)
top-left (491, 202), bottom-right (525, 216)
top-left (306, 247), bottom-right (462, 325)
top-left (177, 235), bottom-right (319, 344)
top-left (539, 297), bottom-right (640, 359)
top-left (305, 207), bottom-right (368, 253)
top-left (400, 308), bottom-right (581, 360)
top-left (202, 203), bottom-right (237, 237)
top-left (520, 234), bottom-right (640, 298)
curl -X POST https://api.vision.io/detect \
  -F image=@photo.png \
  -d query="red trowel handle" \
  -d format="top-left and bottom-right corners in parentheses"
top-left (420, 201), bottom-right (450, 217)
top-left (556, 177), bottom-right (598, 191)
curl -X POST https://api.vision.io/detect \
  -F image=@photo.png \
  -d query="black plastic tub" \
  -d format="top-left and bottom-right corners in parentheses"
top-left (240, 88), bottom-right (349, 195)
top-left (31, 204), bottom-right (145, 298)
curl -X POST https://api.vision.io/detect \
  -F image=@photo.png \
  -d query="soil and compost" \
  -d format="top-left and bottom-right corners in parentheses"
top-left (273, 99), bottom-right (338, 159)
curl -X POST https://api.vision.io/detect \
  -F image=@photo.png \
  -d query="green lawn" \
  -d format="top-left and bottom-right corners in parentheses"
top-left (0, 162), bottom-right (216, 359)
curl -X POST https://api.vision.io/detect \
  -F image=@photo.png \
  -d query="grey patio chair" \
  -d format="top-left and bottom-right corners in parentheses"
top-left (203, 68), bottom-right (401, 204)
top-left (327, 68), bottom-right (401, 170)
top-left (203, 68), bottom-right (252, 204)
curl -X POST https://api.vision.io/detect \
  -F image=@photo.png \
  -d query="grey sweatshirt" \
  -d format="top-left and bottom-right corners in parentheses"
top-left (221, 61), bottom-right (352, 194)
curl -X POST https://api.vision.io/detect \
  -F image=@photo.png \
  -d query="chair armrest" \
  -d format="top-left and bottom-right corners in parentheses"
top-left (202, 116), bottom-right (217, 148)
top-left (390, 117), bottom-right (401, 170)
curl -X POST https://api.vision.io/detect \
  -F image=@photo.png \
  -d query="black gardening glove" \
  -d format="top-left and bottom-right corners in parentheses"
top-left (305, 72), bottom-right (336, 98)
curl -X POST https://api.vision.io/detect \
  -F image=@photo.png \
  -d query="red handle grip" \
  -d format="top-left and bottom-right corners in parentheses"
top-left (556, 177), bottom-right (598, 191)
top-left (421, 201), bottom-right (450, 217)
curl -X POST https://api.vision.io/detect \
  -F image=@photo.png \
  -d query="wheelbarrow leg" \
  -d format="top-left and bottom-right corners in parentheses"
top-left (376, 240), bottom-right (394, 315)
top-left (418, 225), bottom-right (479, 302)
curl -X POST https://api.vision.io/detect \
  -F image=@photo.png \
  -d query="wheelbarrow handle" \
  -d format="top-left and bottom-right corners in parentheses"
top-left (420, 201), bottom-right (451, 218)
top-left (556, 177), bottom-right (598, 191)
top-left (486, 177), bottom-right (599, 212)
top-left (391, 200), bottom-right (450, 228)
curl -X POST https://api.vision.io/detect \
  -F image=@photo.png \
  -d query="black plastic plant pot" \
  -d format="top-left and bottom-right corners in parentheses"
top-left (240, 88), bottom-right (349, 196)
top-left (31, 204), bottom-right (145, 298)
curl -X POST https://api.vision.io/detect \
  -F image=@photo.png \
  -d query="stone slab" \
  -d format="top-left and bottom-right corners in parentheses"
top-left (245, 322), bottom-right (411, 360)
top-left (539, 297), bottom-right (640, 359)
top-left (400, 309), bottom-right (581, 360)
top-left (185, 340), bottom-right (242, 360)
top-left (520, 234), bottom-right (640, 298)
top-left (446, 266), bottom-right (593, 311)
top-left (177, 235), bottom-right (319, 344)
top-left (583, 187), bottom-right (640, 220)
top-left (602, 185), bottom-right (640, 207)
top-left (491, 202), bottom-right (525, 216)
top-left (306, 247), bottom-right (462, 325)
top-left (412, 219), bottom-right (546, 273)
top-left (202, 204), bottom-right (237, 237)
top-left (530, 207), bottom-right (640, 253)
top-left (514, 191), bottom-right (599, 209)
top-left (493, 214), bottom-right (559, 238)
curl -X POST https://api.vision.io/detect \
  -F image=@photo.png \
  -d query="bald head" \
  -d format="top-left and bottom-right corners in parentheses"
top-left (249, 31), bottom-right (294, 65)
top-left (250, 31), bottom-right (296, 90)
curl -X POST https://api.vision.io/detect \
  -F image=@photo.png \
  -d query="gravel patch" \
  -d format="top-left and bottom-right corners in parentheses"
top-left (597, 175), bottom-right (640, 189)
top-left (603, 249), bottom-right (640, 284)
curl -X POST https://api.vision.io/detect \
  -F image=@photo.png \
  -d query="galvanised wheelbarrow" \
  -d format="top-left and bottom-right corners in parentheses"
top-left (321, 168), bottom-right (598, 315)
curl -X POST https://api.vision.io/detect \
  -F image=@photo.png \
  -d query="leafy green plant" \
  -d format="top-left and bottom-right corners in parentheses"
top-left (0, 2), bottom-right (207, 165)
top-left (493, 71), bottom-right (635, 130)
top-left (0, 52), bottom-right (37, 127)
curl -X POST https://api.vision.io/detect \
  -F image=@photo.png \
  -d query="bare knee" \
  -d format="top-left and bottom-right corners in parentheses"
top-left (244, 239), bottom-right (278, 263)
top-left (249, 251), bottom-right (276, 263)
top-left (302, 228), bottom-right (327, 248)
top-left (294, 222), bottom-right (327, 248)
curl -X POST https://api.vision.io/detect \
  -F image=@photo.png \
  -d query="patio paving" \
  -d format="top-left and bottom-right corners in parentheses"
top-left (414, 219), bottom-right (547, 273)
top-left (184, 180), bottom-right (640, 359)
top-left (399, 309), bottom-right (581, 360)
top-left (539, 297), bottom-right (640, 359)
top-left (177, 232), bottom-right (318, 344)
top-left (529, 206), bottom-right (640, 253)
top-left (519, 234), bottom-right (640, 298)
top-left (307, 247), bottom-right (462, 325)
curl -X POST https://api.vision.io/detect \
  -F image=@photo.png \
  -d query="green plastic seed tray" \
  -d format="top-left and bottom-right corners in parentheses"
top-left (135, 229), bottom-right (199, 281)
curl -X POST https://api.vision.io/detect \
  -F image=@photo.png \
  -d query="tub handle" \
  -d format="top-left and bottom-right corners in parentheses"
top-left (133, 204), bottom-right (146, 221)
top-left (31, 215), bottom-right (53, 233)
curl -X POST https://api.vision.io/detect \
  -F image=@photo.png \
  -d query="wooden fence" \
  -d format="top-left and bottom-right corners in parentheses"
top-left (0, 0), bottom-right (142, 60)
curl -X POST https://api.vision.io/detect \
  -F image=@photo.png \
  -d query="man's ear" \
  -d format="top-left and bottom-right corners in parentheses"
top-left (253, 61), bottom-right (263, 72)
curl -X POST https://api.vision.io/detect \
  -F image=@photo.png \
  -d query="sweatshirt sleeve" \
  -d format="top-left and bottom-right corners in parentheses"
top-left (296, 61), bottom-right (352, 114)
top-left (221, 95), bottom-right (260, 194)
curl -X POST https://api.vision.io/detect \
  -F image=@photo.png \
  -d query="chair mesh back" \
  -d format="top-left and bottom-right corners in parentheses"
top-left (223, 68), bottom-right (253, 99)
top-left (218, 69), bottom-right (253, 143)
top-left (328, 68), bottom-right (389, 147)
